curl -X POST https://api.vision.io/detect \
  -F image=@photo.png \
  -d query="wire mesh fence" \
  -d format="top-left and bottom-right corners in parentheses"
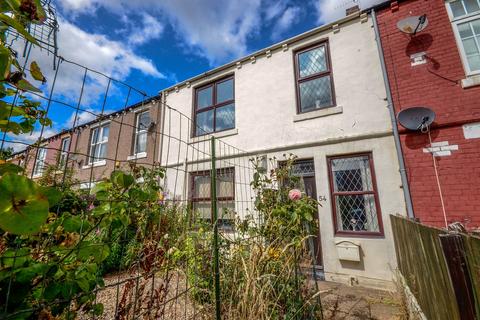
top-left (0, 13), bottom-right (323, 320)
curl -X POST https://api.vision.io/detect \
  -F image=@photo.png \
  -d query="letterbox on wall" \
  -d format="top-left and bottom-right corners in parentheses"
top-left (335, 241), bottom-right (361, 262)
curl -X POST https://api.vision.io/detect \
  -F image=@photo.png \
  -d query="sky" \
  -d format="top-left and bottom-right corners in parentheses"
top-left (5, 0), bottom-right (384, 151)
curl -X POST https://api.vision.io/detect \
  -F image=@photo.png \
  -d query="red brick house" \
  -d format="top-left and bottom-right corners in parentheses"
top-left (376, 0), bottom-right (480, 228)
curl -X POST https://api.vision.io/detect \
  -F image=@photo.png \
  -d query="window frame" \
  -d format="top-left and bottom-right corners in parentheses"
top-left (59, 136), bottom-right (71, 168)
top-left (326, 152), bottom-right (384, 237)
top-left (189, 167), bottom-right (235, 228)
top-left (293, 39), bottom-right (336, 114)
top-left (88, 123), bottom-right (109, 165)
top-left (192, 75), bottom-right (235, 137)
top-left (33, 147), bottom-right (47, 177)
top-left (446, 0), bottom-right (480, 76)
top-left (132, 110), bottom-right (149, 156)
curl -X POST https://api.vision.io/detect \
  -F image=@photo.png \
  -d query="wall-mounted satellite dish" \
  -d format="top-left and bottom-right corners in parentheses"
top-left (397, 106), bottom-right (435, 131)
top-left (397, 14), bottom-right (428, 35)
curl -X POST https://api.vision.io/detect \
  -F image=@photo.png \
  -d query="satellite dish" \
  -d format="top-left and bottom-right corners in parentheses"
top-left (397, 107), bottom-right (435, 131)
top-left (397, 15), bottom-right (428, 35)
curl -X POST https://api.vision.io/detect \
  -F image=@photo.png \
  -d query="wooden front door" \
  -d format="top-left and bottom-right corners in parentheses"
top-left (290, 159), bottom-right (323, 267)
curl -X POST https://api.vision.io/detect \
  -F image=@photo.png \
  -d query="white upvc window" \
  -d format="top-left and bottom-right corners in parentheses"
top-left (133, 111), bottom-right (149, 156)
top-left (89, 124), bottom-right (109, 165)
top-left (446, 0), bottom-right (480, 75)
top-left (33, 147), bottom-right (47, 177)
top-left (59, 137), bottom-right (70, 168)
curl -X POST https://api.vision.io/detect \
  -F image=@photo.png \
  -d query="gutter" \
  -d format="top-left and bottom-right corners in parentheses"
top-left (371, 9), bottom-right (415, 219)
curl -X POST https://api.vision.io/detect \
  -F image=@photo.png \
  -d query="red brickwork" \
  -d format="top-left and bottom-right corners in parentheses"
top-left (378, 0), bottom-right (480, 228)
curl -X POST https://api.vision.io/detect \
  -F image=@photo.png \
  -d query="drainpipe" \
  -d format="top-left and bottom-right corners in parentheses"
top-left (371, 9), bottom-right (415, 219)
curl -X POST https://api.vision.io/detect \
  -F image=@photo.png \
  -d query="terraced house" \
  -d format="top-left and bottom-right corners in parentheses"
top-left (13, 2), bottom-right (444, 290)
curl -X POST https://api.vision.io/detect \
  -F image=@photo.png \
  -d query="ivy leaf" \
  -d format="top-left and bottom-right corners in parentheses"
top-left (1, 248), bottom-right (30, 267)
top-left (0, 13), bottom-right (38, 45)
top-left (111, 170), bottom-right (134, 189)
top-left (29, 61), bottom-right (45, 82)
top-left (77, 242), bottom-right (110, 263)
top-left (0, 163), bottom-right (24, 175)
top-left (92, 303), bottom-right (104, 316)
top-left (63, 215), bottom-right (90, 233)
top-left (0, 173), bottom-right (49, 235)
top-left (0, 46), bottom-right (12, 81)
top-left (16, 263), bottom-right (49, 283)
top-left (14, 78), bottom-right (41, 93)
top-left (39, 186), bottom-right (62, 207)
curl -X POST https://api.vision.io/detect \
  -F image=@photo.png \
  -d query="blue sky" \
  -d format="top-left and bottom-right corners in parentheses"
top-left (6, 0), bottom-right (383, 150)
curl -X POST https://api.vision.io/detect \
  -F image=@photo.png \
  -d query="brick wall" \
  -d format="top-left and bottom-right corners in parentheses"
top-left (378, 0), bottom-right (480, 228)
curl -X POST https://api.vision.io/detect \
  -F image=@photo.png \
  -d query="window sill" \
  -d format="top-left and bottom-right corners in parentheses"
top-left (189, 128), bottom-right (238, 144)
top-left (461, 74), bottom-right (480, 88)
top-left (32, 173), bottom-right (42, 179)
top-left (82, 160), bottom-right (106, 169)
top-left (127, 152), bottom-right (147, 160)
top-left (293, 106), bottom-right (343, 122)
top-left (334, 230), bottom-right (384, 238)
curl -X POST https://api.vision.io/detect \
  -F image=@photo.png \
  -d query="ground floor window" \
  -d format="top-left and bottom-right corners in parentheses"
top-left (190, 167), bottom-right (235, 229)
top-left (327, 153), bottom-right (383, 236)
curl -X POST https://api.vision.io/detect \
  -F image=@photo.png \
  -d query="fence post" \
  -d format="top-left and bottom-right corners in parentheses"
top-left (210, 136), bottom-right (221, 320)
top-left (439, 234), bottom-right (476, 320)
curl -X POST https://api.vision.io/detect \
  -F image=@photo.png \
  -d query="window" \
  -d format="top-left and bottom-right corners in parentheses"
top-left (133, 111), bottom-right (150, 155)
top-left (59, 137), bottom-right (70, 168)
top-left (327, 153), bottom-right (383, 236)
top-left (294, 41), bottom-right (335, 113)
top-left (447, 0), bottom-right (480, 74)
top-left (194, 76), bottom-right (235, 136)
top-left (33, 147), bottom-right (47, 176)
top-left (88, 124), bottom-right (109, 164)
top-left (190, 168), bottom-right (235, 229)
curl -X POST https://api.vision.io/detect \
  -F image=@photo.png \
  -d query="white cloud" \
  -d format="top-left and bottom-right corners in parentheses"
top-left (265, 1), bottom-right (302, 40)
top-left (11, 17), bottom-right (163, 106)
top-left (128, 14), bottom-right (164, 45)
top-left (58, 0), bottom-right (297, 65)
top-left (5, 128), bottom-right (59, 152)
top-left (314, 0), bottom-right (384, 24)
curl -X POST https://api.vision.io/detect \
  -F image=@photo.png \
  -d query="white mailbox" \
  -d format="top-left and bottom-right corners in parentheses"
top-left (335, 241), bottom-right (361, 262)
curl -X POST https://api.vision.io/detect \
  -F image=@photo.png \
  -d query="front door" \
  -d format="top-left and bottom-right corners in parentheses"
top-left (290, 159), bottom-right (323, 267)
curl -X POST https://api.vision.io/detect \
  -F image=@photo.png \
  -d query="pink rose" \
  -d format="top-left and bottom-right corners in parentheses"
top-left (288, 189), bottom-right (302, 201)
top-left (87, 204), bottom-right (95, 211)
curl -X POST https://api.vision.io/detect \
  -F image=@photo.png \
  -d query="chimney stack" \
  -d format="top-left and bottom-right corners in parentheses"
top-left (346, 5), bottom-right (360, 16)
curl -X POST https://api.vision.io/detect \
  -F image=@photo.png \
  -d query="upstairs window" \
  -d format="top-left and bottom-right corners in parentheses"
top-left (447, 0), bottom-right (480, 74)
top-left (327, 153), bottom-right (383, 236)
top-left (33, 147), bottom-right (47, 177)
top-left (59, 137), bottom-right (70, 168)
top-left (190, 168), bottom-right (235, 230)
top-left (133, 111), bottom-right (150, 155)
top-left (194, 76), bottom-right (235, 136)
top-left (294, 41), bottom-right (335, 113)
top-left (89, 124), bottom-right (109, 164)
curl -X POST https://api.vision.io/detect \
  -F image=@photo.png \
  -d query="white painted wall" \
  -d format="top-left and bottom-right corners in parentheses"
top-left (161, 15), bottom-right (407, 289)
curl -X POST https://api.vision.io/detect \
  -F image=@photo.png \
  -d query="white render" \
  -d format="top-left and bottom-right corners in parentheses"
top-left (160, 13), bottom-right (407, 290)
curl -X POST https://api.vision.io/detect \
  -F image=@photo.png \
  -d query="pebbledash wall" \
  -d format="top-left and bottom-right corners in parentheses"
top-left (377, 0), bottom-right (480, 229)
top-left (160, 12), bottom-right (407, 289)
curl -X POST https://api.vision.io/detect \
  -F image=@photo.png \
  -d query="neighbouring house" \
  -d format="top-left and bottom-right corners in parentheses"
top-left (376, 0), bottom-right (480, 229)
top-left (12, 98), bottom-right (161, 187)
top-left (159, 8), bottom-right (408, 290)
